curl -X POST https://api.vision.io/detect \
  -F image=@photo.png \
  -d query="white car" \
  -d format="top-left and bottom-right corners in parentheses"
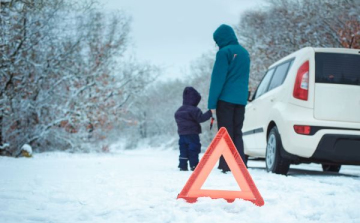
top-left (243, 47), bottom-right (360, 175)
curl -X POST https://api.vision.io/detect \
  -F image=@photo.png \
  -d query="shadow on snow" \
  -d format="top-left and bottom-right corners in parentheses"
top-left (248, 165), bottom-right (360, 178)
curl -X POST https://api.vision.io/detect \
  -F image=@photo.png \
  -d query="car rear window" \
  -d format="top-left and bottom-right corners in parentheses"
top-left (315, 53), bottom-right (360, 86)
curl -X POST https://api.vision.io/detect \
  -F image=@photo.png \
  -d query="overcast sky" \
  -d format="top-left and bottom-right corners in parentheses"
top-left (101, 0), bottom-right (264, 80)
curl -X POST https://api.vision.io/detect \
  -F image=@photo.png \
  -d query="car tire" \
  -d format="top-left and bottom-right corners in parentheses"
top-left (266, 126), bottom-right (290, 175)
top-left (322, 164), bottom-right (341, 173)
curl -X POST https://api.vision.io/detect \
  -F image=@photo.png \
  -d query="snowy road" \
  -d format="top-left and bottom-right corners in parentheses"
top-left (1, 149), bottom-right (360, 223)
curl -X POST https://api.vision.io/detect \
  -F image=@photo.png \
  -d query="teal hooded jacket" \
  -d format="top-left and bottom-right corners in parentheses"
top-left (208, 24), bottom-right (250, 109)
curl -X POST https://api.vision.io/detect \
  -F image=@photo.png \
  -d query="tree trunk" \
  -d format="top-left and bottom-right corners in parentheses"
top-left (139, 111), bottom-right (147, 138)
top-left (0, 115), bottom-right (2, 146)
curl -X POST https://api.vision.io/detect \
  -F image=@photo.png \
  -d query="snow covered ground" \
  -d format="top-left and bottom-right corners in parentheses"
top-left (1, 148), bottom-right (360, 223)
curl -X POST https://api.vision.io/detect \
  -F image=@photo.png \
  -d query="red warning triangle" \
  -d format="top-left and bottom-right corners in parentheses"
top-left (177, 127), bottom-right (264, 206)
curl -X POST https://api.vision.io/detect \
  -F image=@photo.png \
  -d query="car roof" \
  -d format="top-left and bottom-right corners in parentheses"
top-left (268, 47), bottom-right (360, 69)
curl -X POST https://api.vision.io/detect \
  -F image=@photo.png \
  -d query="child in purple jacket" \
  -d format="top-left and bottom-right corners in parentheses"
top-left (174, 87), bottom-right (212, 171)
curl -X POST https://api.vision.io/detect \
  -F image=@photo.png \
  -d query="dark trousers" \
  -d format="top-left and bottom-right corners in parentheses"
top-left (178, 134), bottom-right (201, 170)
top-left (216, 100), bottom-right (247, 171)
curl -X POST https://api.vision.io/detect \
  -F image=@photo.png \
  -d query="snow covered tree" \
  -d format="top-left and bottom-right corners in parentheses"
top-left (126, 79), bottom-right (184, 148)
top-left (125, 52), bottom-right (216, 150)
top-left (235, 0), bottom-right (360, 93)
top-left (0, 0), bottom-right (76, 154)
top-left (0, 0), bottom-right (160, 154)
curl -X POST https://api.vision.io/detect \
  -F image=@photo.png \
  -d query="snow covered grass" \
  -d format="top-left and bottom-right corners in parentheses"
top-left (1, 148), bottom-right (360, 223)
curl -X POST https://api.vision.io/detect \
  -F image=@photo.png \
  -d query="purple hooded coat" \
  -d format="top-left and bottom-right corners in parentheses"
top-left (174, 87), bottom-right (212, 135)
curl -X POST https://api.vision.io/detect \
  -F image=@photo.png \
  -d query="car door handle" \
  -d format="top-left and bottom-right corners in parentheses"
top-left (270, 98), bottom-right (275, 102)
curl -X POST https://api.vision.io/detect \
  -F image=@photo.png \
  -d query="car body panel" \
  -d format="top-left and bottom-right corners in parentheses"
top-left (243, 47), bottom-right (360, 163)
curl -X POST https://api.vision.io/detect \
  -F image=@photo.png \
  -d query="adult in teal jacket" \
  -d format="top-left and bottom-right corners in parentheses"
top-left (208, 24), bottom-right (250, 172)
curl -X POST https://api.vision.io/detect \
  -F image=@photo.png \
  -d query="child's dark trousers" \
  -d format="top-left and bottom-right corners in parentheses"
top-left (178, 134), bottom-right (201, 170)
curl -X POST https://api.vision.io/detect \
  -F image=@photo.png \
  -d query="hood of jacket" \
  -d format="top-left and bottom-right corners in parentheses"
top-left (213, 24), bottom-right (239, 49)
top-left (183, 86), bottom-right (201, 106)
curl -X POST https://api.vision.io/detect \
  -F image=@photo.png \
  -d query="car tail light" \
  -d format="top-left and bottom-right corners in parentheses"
top-left (294, 125), bottom-right (311, 135)
top-left (293, 61), bottom-right (309, 101)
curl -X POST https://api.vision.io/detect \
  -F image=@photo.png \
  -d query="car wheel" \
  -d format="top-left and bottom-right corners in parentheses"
top-left (266, 126), bottom-right (290, 175)
top-left (322, 164), bottom-right (341, 173)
